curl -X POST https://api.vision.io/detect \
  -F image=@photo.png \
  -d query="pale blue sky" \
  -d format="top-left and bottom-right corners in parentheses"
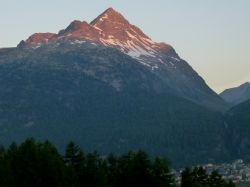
top-left (0, 0), bottom-right (249, 92)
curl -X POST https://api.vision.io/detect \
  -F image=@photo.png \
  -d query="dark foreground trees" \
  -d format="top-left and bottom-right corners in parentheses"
top-left (181, 167), bottom-right (235, 187)
top-left (0, 139), bottom-right (235, 187)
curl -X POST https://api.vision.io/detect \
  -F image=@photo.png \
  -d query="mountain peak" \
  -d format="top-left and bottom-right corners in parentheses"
top-left (103, 7), bottom-right (119, 15)
top-left (25, 33), bottom-right (55, 44)
top-left (90, 7), bottom-right (129, 28)
top-left (58, 20), bottom-right (90, 35)
top-left (241, 82), bottom-right (250, 87)
top-left (220, 82), bottom-right (250, 105)
top-left (20, 8), bottom-right (178, 67)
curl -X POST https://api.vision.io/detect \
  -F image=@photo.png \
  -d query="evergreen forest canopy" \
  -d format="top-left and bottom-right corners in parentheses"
top-left (0, 138), bottom-right (235, 187)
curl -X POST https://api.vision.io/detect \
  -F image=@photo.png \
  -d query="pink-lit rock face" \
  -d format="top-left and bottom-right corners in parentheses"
top-left (21, 8), bottom-right (178, 67)
top-left (89, 8), bottom-right (176, 57)
top-left (25, 33), bottom-right (55, 44)
top-left (58, 20), bottom-right (100, 41)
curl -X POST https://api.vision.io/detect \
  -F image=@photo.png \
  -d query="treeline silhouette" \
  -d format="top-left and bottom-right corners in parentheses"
top-left (0, 138), bottom-right (235, 187)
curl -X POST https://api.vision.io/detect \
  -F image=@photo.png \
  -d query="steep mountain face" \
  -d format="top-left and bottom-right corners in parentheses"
top-left (225, 99), bottom-right (250, 161)
top-left (0, 8), bottom-right (231, 166)
top-left (18, 8), bottom-right (226, 110)
top-left (220, 82), bottom-right (250, 106)
top-left (0, 43), bottom-right (230, 167)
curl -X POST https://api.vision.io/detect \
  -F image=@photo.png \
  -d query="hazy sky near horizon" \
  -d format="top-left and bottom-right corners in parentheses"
top-left (0, 0), bottom-right (249, 92)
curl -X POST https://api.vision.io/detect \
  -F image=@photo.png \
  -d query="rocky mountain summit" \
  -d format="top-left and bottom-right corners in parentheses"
top-left (21, 8), bottom-right (177, 67)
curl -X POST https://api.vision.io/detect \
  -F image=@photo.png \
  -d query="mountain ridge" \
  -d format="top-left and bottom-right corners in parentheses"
top-left (20, 8), bottom-right (178, 65)
top-left (220, 82), bottom-right (250, 106)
